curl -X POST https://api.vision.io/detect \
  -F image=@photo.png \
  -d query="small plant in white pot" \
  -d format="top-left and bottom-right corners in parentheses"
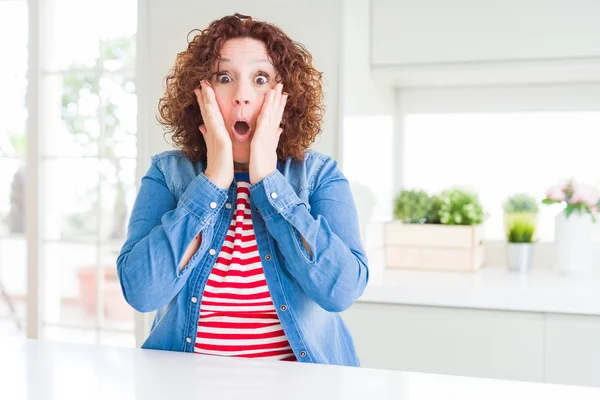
top-left (503, 193), bottom-right (539, 272)
top-left (503, 193), bottom-right (539, 273)
top-left (542, 179), bottom-right (599, 274)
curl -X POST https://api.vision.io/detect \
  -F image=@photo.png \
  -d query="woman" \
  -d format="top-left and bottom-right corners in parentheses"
top-left (117, 13), bottom-right (369, 366)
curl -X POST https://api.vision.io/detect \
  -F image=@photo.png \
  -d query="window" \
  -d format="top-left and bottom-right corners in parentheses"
top-left (0, 0), bottom-right (138, 346)
top-left (403, 111), bottom-right (600, 241)
top-left (38, 0), bottom-right (137, 346)
top-left (0, 0), bottom-right (28, 337)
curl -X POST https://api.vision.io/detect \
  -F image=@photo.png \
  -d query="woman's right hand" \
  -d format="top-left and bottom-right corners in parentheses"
top-left (194, 80), bottom-right (234, 190)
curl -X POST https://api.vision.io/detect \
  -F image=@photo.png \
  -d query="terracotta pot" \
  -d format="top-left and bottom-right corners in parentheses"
top-left (77, 266), bottom-right (133, 321)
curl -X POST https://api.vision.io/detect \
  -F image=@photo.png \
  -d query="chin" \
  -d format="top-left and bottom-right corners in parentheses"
top-left (232, 145), bottom-right (251, 165)
top-left (233, 158), bottom-right (250, 166)
top-left (233, 153), bottom-right (250, 165)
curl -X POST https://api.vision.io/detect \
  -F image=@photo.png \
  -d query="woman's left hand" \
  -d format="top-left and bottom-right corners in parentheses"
top-left (249, 83), bottom-right (288, 184)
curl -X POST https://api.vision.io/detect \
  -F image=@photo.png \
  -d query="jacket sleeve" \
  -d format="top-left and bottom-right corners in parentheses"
top-left (116, 157), bottom-right (228, 312)
top-left (249, 157), bottom-right (369, 312)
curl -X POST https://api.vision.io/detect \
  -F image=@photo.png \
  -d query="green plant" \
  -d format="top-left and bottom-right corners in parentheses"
top-left (426, 194), bottom-right (443, 224)
top-left (393, 189), bottom-right (432, 224)
top-left (505, 213), bottom-right (537, 243)
top-left (437, 188), bottom-right (485, 226)
top-left (503, 193), bottom-right (539, 214)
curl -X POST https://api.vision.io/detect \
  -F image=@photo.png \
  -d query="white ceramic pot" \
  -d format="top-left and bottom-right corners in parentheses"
top-left (554, 212), bottom-right (594, 274)
top-left (507, 243), bottom-right (534, 273)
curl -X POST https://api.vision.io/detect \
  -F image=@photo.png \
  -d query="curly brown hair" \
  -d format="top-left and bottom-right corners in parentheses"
top-left (157, 13), bottom-right (325, 163)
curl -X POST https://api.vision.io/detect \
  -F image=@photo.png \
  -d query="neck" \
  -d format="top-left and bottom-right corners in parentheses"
top-left (234, 162), bottom-right (249, 173)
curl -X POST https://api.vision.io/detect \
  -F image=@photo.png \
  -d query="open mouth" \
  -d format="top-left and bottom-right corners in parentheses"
top-left (234, 120), bottom-right (250, 135)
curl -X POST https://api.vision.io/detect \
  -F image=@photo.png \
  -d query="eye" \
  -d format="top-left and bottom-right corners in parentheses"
top-left (216, 73), bottom-right (232, 84)
top-left (254, 73), bottom-right (269, 85)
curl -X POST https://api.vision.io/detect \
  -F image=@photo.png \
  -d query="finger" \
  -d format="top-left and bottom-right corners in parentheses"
top-left (272, 83), bottom-right (283, 113)
top-left (257, 91), bottom-right (272, 125)
top-left (194, 87), bottom-right (203, 109)
top-left (202, 80), bottom-right (218, 108)
top-left (199, 124), bottom-right (207, 136)
top-left (195, 86), bottom-right (208, 119)
top-left (276, 93), bottom-right (288, 125)
top-left (199, 81), bottom-right (226, 128)
top-left (265, 89), bottom-right (276, 118)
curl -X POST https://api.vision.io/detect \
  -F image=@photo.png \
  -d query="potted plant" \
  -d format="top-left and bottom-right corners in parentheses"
top-left (386, 188), bottom-right (486, 271)
top-left (393, 189), bottom-right (433, 224)
top-left (435, 188), bottom-right (486, 226)
top-left (542, 179), bottom-right (599, 274)
top-left (503, 193), bottom-right (539, 273)
top-left (77, 265), bottom-right (134, 322)
top-left (503, 192), bottom-right (539, 216)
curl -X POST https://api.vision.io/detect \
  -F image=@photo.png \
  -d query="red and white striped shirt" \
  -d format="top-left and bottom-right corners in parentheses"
top-left (194, 176), bottom-right (296, 361)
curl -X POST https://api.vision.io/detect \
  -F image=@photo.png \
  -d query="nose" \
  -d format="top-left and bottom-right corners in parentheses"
top-left (233, 81), bottom-right (252, 106)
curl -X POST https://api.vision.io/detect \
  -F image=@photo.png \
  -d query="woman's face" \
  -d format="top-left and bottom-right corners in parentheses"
top-left (211, 37), bottom-right (279, 164)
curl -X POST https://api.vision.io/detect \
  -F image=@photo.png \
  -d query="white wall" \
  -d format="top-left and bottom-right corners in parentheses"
top-left (137, 0), bottom-right (343, 164)
top-left (398, 83), bottom-right (600, 114)
top-left (340, 0), bottom-right (394, 117)
top-left (370, 0), bottom-right (600, 87)
top-left (338, 1), bottom-right (395, 258)
top-left (371, 0), bottom-right (600, 66)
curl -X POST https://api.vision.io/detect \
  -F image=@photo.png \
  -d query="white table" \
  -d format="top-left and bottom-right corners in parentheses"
top-left (2, 339), bottom-right (600, 399)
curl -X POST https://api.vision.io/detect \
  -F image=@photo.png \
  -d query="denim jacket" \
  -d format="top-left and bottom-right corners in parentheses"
top-left (117, 149), bottom-right (369, 366)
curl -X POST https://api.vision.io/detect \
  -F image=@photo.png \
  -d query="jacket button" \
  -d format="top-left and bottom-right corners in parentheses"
top-left (225, 203), bottom-right (232, 209)
top-left (186, 337), bottom-right (192, 343)
top-left (280, 305), bottom-right (287, 312)
top-left (299, 351), bottom-right (307, 358)
top-left (191, 297), bottom-right (198, 303)
top-left (265, 254), bottom-right (272, 261)
top-left (209, 249), bottom-right (217, 256)
top-left (270, 192), bottom-right (278, 199)
top-left (209, 201), bottom-right (217, 209)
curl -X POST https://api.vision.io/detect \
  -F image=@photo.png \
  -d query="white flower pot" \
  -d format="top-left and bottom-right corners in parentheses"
top-left (554, 212), bottom-right (594, 274)
top-left (507, 243), bottom-right (534, 273)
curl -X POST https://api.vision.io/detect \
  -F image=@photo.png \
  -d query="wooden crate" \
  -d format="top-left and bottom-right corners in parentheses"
top-left (384, 221), bottom-right (485, 272)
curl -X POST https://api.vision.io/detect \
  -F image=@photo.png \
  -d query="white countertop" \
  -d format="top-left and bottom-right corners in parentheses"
top-left (2, 338), bottom-right (600, 399)
top-left (358, 266), bottom-right (600, 316)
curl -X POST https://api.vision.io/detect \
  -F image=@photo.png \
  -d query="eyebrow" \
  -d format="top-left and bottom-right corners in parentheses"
top-left (219, 57), bottom-right (271, 65)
